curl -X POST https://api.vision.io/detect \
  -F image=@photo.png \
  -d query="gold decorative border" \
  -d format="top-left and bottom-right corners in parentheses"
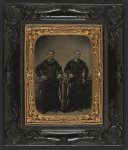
top-left (24, 24), bottom-right (103, 125)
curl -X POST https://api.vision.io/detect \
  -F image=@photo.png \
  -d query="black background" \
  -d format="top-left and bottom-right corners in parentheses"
top-left (0, 0), bottom-right (128, 150)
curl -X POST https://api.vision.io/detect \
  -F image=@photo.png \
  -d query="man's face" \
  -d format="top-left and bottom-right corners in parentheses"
top-left (48, 51), bottom-right (54, 60)
top-left (74, 51), bottom-right (81, 59)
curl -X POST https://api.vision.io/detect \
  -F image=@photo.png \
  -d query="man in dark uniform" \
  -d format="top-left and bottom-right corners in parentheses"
top-left (35, 50), bottom-right (62, 113)
top-left (64, 50), bottom-right (89, 112)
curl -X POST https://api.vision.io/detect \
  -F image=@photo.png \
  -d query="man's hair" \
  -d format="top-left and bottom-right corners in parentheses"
top-left (74, 50), bottom-right (81, 54)
top-left (47, 49), bottom-right (55, 54)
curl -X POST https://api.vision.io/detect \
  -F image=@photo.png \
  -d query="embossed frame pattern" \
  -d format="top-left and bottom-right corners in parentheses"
top-left (25, 24), bottom-right (103, 125)
top-left (4, 3), bottom-right (123, 145)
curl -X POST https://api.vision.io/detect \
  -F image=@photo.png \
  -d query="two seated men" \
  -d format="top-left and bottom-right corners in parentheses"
top-left (35, 49), bottom-right (89, 113)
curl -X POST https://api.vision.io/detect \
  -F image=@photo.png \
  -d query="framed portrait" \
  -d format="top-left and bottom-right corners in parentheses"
top-left (3, 3), bottom-right (124, 146)
top-left (25, 24), bottom-right (103, 125)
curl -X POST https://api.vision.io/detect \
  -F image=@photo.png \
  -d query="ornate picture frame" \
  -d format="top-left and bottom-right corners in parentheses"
top-left (25, 24), bottom-right (103, 125)
top-left (4, 3), bottom-right (123, 145)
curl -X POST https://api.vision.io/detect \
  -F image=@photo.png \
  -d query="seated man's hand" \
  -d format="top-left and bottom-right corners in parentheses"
top-left (57, 74), bottom-right (62, 80)
top-left (82, 78), bottom-right (86, 84)
top-left (69, 73), bottom-right (74, 79)
top-left (41, 75), bottom-right (47, 80)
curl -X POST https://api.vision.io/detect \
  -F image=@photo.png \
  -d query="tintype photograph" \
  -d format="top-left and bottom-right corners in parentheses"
top-left (35, 35), bottom-right (92, 114)
top-left (3, 3), bottom-right (124, 146)
top-left (25, 24), bottom-right (103, 125)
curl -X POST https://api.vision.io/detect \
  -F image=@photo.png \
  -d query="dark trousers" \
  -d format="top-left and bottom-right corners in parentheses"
top-left (67, 81), bottom-right (92, 111)
top-left (35, 79), bottom-right (60, 113)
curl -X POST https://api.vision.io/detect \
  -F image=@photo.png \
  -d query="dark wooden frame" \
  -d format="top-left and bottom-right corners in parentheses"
top-left (3, 3), bottom-right (123, 145)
